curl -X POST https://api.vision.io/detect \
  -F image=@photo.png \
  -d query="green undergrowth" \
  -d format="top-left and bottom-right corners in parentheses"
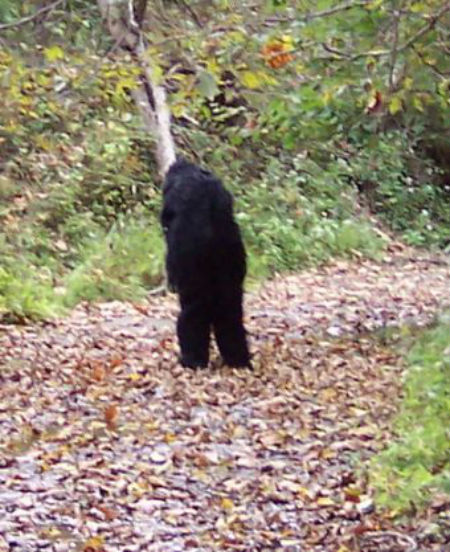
top-left (370, 317), bottom-right (450, 514)
top-left (1, 13), bottom-right (449, 321)
top-left (0, 143), bottom-right (386, 320)
top-left (239, 154), bottom-right (385, 281)
top-left (62, 216), bottom-right (164, 307)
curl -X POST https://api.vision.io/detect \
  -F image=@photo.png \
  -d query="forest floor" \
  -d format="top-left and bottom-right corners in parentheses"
top-left (0, 244), bottom-right (450, 552)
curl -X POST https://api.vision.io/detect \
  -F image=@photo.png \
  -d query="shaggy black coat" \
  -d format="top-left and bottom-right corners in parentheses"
top-left (161, 159), bottom-right (250, 368)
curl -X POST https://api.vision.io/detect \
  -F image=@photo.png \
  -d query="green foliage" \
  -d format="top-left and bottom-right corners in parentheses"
top-left (63, 217), bottom-right (165, 306)
top-left (1, 0), bottom-right (450, 319)
top-left (152, 0), bottom-right (450, 248)
top-left (0, 0), bottom-right (19, 22)
top-left (237, 154), bottom-right (384, 280)
top-left (0, 263), bottom-right (58, 322)
top-left (0, 215), bottom-right (165, 320)
top-left (370, 318), bottom-right (450, 513)
top-left (337, 133), bottom-right (450, 247)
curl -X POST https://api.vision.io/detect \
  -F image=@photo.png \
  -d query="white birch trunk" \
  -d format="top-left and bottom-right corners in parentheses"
top-left (97, 0), bottom-right (176, 178)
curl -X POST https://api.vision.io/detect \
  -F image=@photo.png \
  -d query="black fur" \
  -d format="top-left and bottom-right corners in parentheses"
top-left (161, 159), bottom-right (250, 368)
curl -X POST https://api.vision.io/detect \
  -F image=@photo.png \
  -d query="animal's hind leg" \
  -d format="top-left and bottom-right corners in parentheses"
top-left (177, 292), bottom-right (212, 368)
top-left (212, 285), bottom-right (251, 368)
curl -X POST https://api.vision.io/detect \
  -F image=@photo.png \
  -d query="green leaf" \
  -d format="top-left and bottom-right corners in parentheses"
top-left (196, 71), bottom-right (220, 100)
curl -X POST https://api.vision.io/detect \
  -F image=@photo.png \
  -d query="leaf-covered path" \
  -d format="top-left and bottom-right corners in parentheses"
top-left (1, 249), bottom-right (449, 552)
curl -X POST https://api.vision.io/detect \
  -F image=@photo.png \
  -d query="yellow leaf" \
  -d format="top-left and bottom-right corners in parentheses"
top-left (164, 513), bottom-right (178, 525)
top-left (320, 387), bottom-right (337, 400)
top-left (321, 447), bottom-right (336, 460)
top-left (322, 90), bottom-right (333, 105)
top-left (171, 103), bottom-right (187, 118)
top-left (151, 63), bottom-right (163, 86)
top-left (367, 0), bottom-right (383, 9)
top-left (438, 80), bottom-right (450, 96)
top-left (296, 486), bottom-right (313, 498)
top-left (231, 424), bottom-right (246, 438)
top-left (316, 497), bottom-right (335, 507)
top-left (221, 497), bottom-right (234, 510)
top-left (413, 95), bottom-right (424, 112)
top-left (83, 535), bottom-right (105, 550)
top-left (34, 135), bottom-right (52, 151)
top-left (44, 45), bottom-right (64, 62)
top-left (240, 71), bottom-right (262, 89)
top-left (258, 70), bottom-right (279, 86)
top-left (144, 420), bottom-right (160, 431)
top-left (164, 432), bottom-right (176, 443)
top-left (128, 481), bottom-right (147, 497)
top-left (19, 96), bottom-right (33, 106)
top-left (411, 2), bottom-right (427, 12)
top-left (281, 35), bottom-right (294, 48)
top-left (403, 77), bottom-right (413, 90)
top-left (389, 96), bottom-right (402, 115)
top-left (206, 59), bottom-right (220, 75)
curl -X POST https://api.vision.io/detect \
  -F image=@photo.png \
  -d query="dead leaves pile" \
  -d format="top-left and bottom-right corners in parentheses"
top-left (0, 249), bottom-right (449, 551)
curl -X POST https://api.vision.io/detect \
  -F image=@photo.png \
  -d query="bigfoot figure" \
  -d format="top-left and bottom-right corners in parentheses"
top-left (161, 158), bottom-right (251, 368)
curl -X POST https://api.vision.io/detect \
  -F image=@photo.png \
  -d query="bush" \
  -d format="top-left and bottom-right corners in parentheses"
top-left (0, 264), bottom-right (58, 322)
top-left (339, 132), bottom-right (450, 248)
top-left (62, 216), bottom-right (165, 307)
top-left (235, 154), bottom-right (385, 281)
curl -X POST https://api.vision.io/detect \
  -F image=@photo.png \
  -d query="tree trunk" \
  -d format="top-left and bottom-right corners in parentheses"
top-left (97, 0), bottom-right (176, 178)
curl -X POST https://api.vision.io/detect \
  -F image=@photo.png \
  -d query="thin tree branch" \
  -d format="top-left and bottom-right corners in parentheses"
top-left (322, 43), bottom-right (352, 59)
top-left (0, 0), bottom-right (65, 31)
top-left (388, 7), bottom-right (402, 91)
top-left (317, 3), bottom-right (450, 65)
top-left (176, 0), bottom-right (203, 28)
top-left (97, 0), bottom-right (176, 177)
top-left (304, 0), bottom-right (371, 20)
top-left (310, 1), bottom-right (450, 66)
top-left (398, 2), bottom-right (450, 52)
top-left (413, 45), bottom-right (450, 78)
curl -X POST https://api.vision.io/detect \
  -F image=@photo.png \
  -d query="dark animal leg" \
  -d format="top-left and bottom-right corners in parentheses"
top-left (213, 286), bottom-right (251, 368)
top-left (177, 293), bottom-right (211, 368)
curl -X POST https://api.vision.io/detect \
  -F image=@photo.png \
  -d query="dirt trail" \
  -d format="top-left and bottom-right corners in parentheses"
top-left (0, 249), bottom-right (449, 551)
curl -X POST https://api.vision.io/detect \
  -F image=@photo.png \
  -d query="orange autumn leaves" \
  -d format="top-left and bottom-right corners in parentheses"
top-left (262, 36), bottom-right (294, 69)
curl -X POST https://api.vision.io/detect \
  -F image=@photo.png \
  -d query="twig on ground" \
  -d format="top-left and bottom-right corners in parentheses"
top-left (148, 285), bottom-right (168, 296)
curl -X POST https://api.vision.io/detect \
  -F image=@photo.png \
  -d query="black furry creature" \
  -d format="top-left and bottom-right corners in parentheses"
top-left (161, 158), bottom-right (251, 368)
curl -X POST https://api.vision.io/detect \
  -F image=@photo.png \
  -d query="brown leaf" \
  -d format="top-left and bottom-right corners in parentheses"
top-left (104, 404), bottom-right (118, 428)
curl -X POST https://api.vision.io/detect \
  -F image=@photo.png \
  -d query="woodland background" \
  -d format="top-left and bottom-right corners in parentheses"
top-left (1, 0), bottom-right (449, 319)
top-left (0, 1), bottom-right (450, 549)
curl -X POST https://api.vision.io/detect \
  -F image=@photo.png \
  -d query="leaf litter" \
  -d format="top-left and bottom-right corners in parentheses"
top-left (0, 248), bottom-right (449, 552)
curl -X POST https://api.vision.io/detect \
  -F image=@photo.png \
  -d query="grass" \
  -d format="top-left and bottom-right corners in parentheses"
top-left (0, 216), bottom-right (165, 321)
top-left (370, 317), bottom-right (450, 513)
top-left (62, 217), bottom-right (165, 307)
